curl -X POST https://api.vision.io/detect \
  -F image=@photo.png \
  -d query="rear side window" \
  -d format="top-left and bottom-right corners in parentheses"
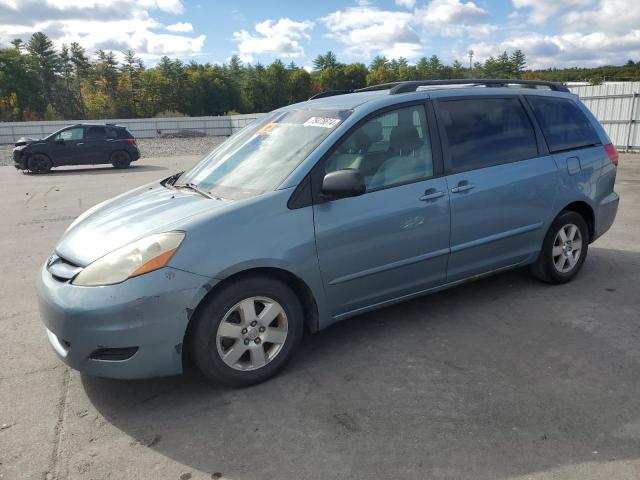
top-left (527, 96), bottom-right (600, 153)
top-left (438, 97), bottom-right (538, 171)
top-left (116, 128), bottom-right (133, 139)
top-left (86, 126), bottom-right (106, 139)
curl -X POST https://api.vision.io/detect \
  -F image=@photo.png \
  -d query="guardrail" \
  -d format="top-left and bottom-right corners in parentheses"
top-left (0, 113), bottom-right (263, 145)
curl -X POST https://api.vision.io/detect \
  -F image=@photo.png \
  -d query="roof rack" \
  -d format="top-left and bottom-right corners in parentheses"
top-left (309, 78), bottom-right (569, 100)
top-left (389, 79), bottom-right (570, 94)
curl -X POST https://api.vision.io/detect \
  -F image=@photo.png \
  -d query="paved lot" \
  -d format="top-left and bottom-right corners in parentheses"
top-left (1, 154), bottom-right (639, 480)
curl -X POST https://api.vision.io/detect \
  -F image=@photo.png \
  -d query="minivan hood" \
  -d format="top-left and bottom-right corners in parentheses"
top-left (56, 182), bottom-right (232, 266)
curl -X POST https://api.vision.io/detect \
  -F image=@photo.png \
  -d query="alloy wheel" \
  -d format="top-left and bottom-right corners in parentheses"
top-left (215, 296), bottom-right (288, 371)
top-left (552, 223), bottom-right (583, 273)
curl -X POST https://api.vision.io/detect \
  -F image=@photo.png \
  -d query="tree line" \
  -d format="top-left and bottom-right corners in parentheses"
top-left (2, 32), bottom-right (640, 121)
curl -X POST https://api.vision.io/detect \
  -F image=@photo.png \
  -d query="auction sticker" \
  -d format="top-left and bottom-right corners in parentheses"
top-left (256, 123), bottom-right (279, 136)
top-left (303, 117), bottom-right (341, 129)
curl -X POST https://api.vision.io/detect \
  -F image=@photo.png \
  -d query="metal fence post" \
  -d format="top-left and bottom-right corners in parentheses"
top-left (625, 92), bottom-right (638, 152)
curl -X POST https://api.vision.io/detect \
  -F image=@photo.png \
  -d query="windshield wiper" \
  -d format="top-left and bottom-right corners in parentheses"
top-left (174, 182), bottom-right (213, 199)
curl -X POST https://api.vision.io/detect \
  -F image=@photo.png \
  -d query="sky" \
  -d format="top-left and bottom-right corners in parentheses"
top-left (0, 0), bottom-right (638, 70)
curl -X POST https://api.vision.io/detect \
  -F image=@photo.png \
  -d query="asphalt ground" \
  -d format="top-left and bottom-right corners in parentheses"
top-left (1, 154), bottom-right (639, 480)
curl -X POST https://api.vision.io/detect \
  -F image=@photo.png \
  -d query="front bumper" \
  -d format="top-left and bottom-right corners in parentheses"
top-left (13, 149), bottom-right (27, 169)
top-left (37, 263), bottom-right (211, 379)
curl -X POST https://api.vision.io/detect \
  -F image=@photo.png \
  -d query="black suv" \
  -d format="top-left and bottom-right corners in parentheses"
top-left (13, 123), bottom-right (141, 173)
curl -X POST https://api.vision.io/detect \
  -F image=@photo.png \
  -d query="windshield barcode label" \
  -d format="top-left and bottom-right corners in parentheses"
top-left (303, 117), bottom-right (341, 129)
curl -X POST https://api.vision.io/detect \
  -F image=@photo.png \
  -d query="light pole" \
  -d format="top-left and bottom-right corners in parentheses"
top-left (468, 50), bottom-right (474, 73)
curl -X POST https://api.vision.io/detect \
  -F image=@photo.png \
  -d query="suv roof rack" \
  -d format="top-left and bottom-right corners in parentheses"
top-left (309, 78), bottom-right (569, 100)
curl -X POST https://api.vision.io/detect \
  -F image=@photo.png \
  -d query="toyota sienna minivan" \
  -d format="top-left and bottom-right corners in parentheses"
top-left (38, 79), bottom-right (619, 386)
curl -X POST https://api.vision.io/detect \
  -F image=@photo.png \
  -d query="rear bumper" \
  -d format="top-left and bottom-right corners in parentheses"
top-left (593, 191), bottom-right (619, 241)
top-left (37, 263), bottom-right (211, 379)
top-left (130, 147), bottom-right (141, 161)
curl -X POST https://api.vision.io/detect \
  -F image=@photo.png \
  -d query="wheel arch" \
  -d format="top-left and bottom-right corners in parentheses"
top-left (181, 266), bottom-right (320, 371)
top-left (560, 200), bottom-right (595, 242)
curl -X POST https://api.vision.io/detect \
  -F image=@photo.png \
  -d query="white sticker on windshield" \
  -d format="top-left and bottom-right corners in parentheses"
top-left (303, 117), bottom-right (341, 129)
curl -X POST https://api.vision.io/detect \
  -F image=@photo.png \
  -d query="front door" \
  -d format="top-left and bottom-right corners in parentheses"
top-left (435, 96), bottom-right (559, 282)
top-left (49, 126), bottom-right (86, 165)
top-left (313, 103), bottom-right (451, 318)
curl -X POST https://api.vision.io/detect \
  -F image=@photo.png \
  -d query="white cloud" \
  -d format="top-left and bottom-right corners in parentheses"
top-left (413, 0), bottom-right (494, 37)
top-left (0, 0), bottom-right (204, 59)
top-left (166, 21), bottom-right (193, 32)
top-left (464, 0), bottom-right (640, 68)
top-left (233, 17), bottom-right (314, 62)
top-left (395, 0), bottom-right (416, 8)
top-left (511, 0), bottom-right (597, 25)
top-left (466, 30), bottom-right (640, 69)
top-left (321, 5), bottom-right (422, 59)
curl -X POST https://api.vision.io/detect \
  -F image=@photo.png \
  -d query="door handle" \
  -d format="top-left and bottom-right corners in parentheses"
top-left (77, 142), bottom-right (84, 146)
top-left (451, 181), bottom-right (474, 193)
top-left (420, 189), bottom-right (445, 201)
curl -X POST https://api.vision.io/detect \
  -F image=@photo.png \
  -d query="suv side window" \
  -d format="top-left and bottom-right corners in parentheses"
top-left (438, 97), bottom-right (538, 172)
top-left (86, 126), bottom-right (106, 140)
top-left (324, 104), bottom-right (433, 190)
top-left (56, 127), bottom-right (84, 141)
top-left (527, 96), bottom-right (600, 153)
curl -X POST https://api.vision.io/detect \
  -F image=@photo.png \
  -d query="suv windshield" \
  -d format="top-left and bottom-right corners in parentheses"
top-left (177, 108), bottom-right (351, 200)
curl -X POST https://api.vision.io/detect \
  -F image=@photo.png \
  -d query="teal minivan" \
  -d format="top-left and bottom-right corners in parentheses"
top-left (38, 80), bottom-right (619, 386)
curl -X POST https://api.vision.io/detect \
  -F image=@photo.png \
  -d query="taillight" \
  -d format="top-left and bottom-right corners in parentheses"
top-left (127, 138), bottom-right (137, 146)
top-left (604, 143), bottom-right (618, 166)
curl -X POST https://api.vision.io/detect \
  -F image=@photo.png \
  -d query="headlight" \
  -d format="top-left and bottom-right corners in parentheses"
top-left (72, 232), bottom-right (185, 286)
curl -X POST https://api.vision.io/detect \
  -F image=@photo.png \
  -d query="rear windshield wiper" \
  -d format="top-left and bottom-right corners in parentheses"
top-left (174, 182), bottom-right (213, 199)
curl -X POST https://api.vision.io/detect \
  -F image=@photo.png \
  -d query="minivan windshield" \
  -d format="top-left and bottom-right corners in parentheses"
top-left (176, 108), bottom-right (351, 200)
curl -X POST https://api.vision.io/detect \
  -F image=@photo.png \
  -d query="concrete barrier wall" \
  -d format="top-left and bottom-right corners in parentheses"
top-left (0, 113), bottom-right (264, 145)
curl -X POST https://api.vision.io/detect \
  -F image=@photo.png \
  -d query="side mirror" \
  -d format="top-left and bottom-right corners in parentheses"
top-left (321, 169), bottom-right (366, 199)
top-left (55, 138), bottom-right (65, 144)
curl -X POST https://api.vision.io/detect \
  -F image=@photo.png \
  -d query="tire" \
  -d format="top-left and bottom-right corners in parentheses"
top-left (28, 154), bottom-right (52, 174)
top-left (530, 210), bottom-right (589, 284)
top-left (190, 276), bottom-right (304, 387)
top-left (111, 150), bottom-right (131, 169)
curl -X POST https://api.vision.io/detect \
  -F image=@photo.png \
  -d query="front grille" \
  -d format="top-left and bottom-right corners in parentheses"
top-left (47, 254), bottom-right (83, 282)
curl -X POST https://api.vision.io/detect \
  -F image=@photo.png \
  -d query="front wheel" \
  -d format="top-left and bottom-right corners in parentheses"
top-left (190, 276), bottom-right (304, 387)
top-left (28, 154), bottom-right (52, 174)
top-left (530, 210), bottom-right (589, 284)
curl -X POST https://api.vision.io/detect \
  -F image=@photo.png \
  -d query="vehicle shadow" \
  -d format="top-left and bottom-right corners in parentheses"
top-left (21, 164), bottom-right (168, 176)
top-left (81, 246), bottom-right (640, 480)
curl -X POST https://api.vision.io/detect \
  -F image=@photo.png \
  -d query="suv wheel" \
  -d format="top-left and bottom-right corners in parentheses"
top-left (111, 151), bottom-right (131, 169)
top-left (191, 276), bottom-right (304, 387)
top-left (28, 154), bottom-right (52, 174)
top-left (530, 210), bottom-right (589, 284)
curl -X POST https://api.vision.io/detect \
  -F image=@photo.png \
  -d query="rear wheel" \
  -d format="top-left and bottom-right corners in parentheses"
top-left (530, 210), bottom-right (589, 284)
top-left (28, 154), bottom-right (52, 174)
top-left (111, 150), bottom-right (131, 169)
top-left (191, 276), bottom-right (304, 387)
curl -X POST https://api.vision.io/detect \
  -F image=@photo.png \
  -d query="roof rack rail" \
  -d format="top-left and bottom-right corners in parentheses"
top-left (388, 79), bottom-right (569, 94)
top-left (308, 78), bottom-right (569, 101)
top-left (308, 82), bottom-right (403, 100)
top-left (309, 89), bottom-right (353, 100)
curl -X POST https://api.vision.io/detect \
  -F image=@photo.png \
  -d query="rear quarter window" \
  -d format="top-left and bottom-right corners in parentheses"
top-left (437, 97), bottom-right (538, 172)
top-left (107, 127), bottom-right (133, 139)
top-left (526, 96), bottom-right (600, 153)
